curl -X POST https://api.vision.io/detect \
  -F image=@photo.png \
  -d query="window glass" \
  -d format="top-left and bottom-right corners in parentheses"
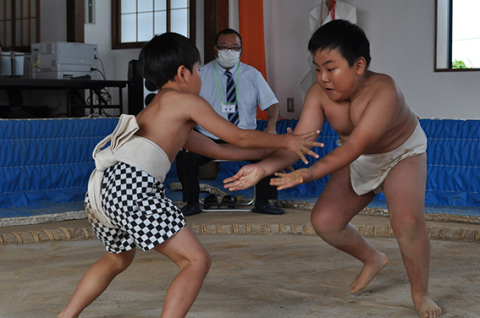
top-left (121, 13), bottom-right (137, 43)
top-left (121, 0), bottom-right (136, 13)
top-left (15, 20), bottom-right (21, 40)
top-left (435, 0), bottom-right (480, 70)
top-left (113, 0), bottom-right (193, 48)
top-left (154, 11), bottom-right (167, 36)
top-left (30, 0), bottom-right (37, 17)
top-left (155, 0), bottom-right (167, 11)
top-left (138, 0), bottom-right (153, 13)
top-left (0, 0), bottom-right (37, 50)
top-left (15, 1), bottom-right (21, 19)
top-left (451, 0), bottom-right (480, 68)
top-left (23, 20), bottom-right (29, 42)
top-left (0, 0), bottom-right (41, 51)
top-left (170, 8), bottom-right (188, 37)
top-left (171, 0), bottom-right (188, 9)
top-left (138, 12), bottom-right (154, 42)
top-left (22, 0), bottom-right (29, 16)
top-left (31, 22), bottom-right (37, 41)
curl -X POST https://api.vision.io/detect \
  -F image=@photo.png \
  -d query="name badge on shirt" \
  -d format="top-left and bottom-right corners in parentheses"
top-left (221, 102), bottom-right (236, 113)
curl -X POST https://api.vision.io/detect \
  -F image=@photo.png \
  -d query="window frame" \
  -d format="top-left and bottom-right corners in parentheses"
top-left (0, 0), bottom-right (41, 52)
top-left (435, 0), bottom-right (480, 72)
top-left (111, 0), bottom-right (196, 50)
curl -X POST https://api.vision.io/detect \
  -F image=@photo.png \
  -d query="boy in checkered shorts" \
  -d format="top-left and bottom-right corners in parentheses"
top-left (59, 33), bottom-right (322, 318)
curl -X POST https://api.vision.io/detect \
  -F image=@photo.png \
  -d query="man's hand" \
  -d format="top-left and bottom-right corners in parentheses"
top-left (284, 128), bottom-right (324, 164)
top-left (270, 168), bottom-right (311, 190)
top-left (224, 164), bottom-right (266, 191)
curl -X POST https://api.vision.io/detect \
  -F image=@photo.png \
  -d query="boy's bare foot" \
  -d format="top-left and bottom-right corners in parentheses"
top-left (349, 252), bottom-right (388, 294)
top-left (413, 294), bottom-right (442, 318)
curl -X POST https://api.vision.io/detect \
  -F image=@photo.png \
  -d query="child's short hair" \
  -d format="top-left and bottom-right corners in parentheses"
top-left (138, 32), bottom-right (201, 89)
top-left (308, 20), bottom-right (371, 68)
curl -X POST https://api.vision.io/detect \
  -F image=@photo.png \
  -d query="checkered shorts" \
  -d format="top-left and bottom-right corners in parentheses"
top-left (86, 162), bottom-right (186, 254)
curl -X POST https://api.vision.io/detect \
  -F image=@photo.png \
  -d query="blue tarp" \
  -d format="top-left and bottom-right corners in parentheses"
top-left (421, 119), bottom-right (480, 207)
top-left (168, 119), bottom-right (480, 211)
top-left (0, 118), bottom-right (119, 210)
top-left (0, 117), bottom-right (478, 219)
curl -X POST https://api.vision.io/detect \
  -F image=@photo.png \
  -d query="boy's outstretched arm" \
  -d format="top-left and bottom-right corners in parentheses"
top-left (183, 131), bottom-right (274, 160)
top-left (225, 83), bottom-right (328, 191)
top-left (188, 94), bottom-right (323, 164)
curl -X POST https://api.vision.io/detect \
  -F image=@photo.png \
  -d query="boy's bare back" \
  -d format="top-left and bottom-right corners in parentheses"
top-left (134, 82), bottom-right (321, 166)
top-left (135, 89), bottom-right (208, 163)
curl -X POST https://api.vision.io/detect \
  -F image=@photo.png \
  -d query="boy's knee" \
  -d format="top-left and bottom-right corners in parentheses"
top-left (199, 251), bottom-right (212, 274)
top-left (106, 250), bottom-right (135, 271)
top-left (391, 212), bottom-right (426, 239)
top-left (311, 211), bottom-right (342, 235)
top-left (181, 250), bottom-right (211, 275)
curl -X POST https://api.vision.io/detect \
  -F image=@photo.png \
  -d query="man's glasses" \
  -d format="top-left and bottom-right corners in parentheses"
top-left (216, 46), bottom-right (242, 52)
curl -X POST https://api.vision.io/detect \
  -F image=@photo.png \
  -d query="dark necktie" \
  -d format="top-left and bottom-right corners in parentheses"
top-left (225, 70), bottom-right (239, 125)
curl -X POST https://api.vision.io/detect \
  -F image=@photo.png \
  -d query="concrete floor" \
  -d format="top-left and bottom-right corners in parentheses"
top-left (1, 209), bottom-right (480, 318)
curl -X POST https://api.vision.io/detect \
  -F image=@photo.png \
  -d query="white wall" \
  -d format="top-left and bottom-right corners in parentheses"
top-left (264, 0), bottom-right (480, 119)
top-left (40, 0), bottom-right (480, 119)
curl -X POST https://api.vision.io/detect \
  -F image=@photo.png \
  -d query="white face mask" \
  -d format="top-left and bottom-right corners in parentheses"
top-left (216, 49), bottom-right (241, 69)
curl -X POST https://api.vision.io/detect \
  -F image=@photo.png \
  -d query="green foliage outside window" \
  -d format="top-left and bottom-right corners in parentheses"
top-left (452, 60), bottom-right (469, 69)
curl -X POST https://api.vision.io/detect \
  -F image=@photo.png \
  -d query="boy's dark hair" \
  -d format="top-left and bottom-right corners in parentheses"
top-left (138, 32), bottom-right (201, 89)
top-left (308, 20), bottom-right (371, 68)
top-left (215, 28), bottom-right (242, 46)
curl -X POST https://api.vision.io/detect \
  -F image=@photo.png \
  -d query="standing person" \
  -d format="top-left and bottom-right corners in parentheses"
top-left (176, 28), bottom-right (284, 216)
top-left (225, 20), bottom-right (442, 318)
top-left (58, 32), bottom-right (321, 318)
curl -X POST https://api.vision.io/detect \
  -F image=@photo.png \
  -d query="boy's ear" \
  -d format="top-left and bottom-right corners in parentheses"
top-left (354, 57), bottom-right (367, 75)
top-left (176, 65), bottom-right (188, 83)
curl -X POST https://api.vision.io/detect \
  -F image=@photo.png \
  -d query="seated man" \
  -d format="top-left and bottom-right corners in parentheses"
top-left (176, 28), bottom-right (284, 216)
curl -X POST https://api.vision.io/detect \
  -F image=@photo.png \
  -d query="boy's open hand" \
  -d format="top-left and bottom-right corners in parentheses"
top-left (270, 168), bottom-right (310, 190)
top-left (224, 164), bottom-right (265, 191)
top-left (285, 128), bottom-right (323, 164)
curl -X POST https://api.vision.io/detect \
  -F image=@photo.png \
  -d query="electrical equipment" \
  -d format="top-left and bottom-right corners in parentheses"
top-left (31, 42), bottom-right (98, 79)
top-left (127, 59), bottom-right (158, 115)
